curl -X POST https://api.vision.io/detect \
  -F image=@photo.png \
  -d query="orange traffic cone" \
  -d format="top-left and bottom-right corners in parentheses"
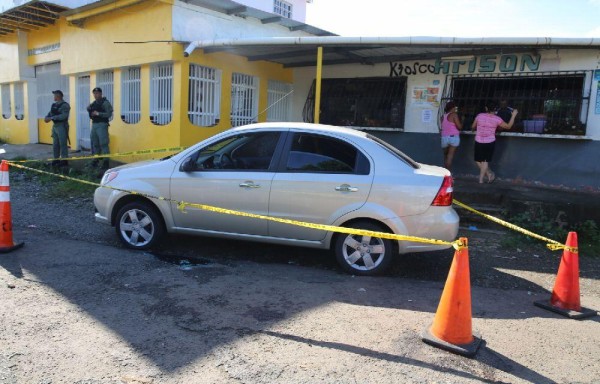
top-left (0, 160), bottom-right (24, 253)
top-left (534, 232), bottom-right (596, 319)
top-left (422, 238), bottom-right (482, 357)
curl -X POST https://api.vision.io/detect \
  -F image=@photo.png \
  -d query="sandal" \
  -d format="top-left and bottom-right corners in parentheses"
top-left (487, 172), bottom-right (496, 184)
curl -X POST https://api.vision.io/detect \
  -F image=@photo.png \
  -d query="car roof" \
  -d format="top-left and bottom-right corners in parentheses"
top-left (230, 122), bottom-right (370, 140)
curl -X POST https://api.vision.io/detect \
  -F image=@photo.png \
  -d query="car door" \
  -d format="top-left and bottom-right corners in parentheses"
top-left (269, 132), bottom-right (374, 241)
top-left (169, 131), bottom-right (284, 236)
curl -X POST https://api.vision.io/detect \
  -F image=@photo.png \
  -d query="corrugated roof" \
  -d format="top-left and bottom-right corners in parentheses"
top-left (0, 1), bottom-right (67, 36)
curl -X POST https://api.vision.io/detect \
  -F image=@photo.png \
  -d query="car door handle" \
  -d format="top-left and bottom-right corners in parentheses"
top-left (335, 184), bottom-right (358, 192)
top-left (239, 181), bottom-right (261, 188)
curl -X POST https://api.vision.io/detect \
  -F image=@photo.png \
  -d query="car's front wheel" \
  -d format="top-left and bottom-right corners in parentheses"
top-left (334, 221), bottom-right (394, 276)
top-left (115, 201), bottom-right (165, 249)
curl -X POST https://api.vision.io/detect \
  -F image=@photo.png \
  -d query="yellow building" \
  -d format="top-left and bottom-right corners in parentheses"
top-left (0, 0), bottom-right (326, 154)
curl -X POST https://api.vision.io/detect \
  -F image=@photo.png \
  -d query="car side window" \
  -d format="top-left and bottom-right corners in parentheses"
top-left (286, 133), bottom-right (369, 174)
top-left (192, 132), bottom-right (280, 171)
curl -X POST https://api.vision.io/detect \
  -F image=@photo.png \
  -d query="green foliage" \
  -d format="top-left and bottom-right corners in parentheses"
top-left (12, 160), bottom-right (101, 199)
top-left (573, 220), bottom-right (600, 256)
top-left (500, 207), bottom-right (600, 257)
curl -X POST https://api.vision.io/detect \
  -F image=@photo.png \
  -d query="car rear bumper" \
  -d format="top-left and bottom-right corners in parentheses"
top-left (396, 207), bottom-right (460, 253)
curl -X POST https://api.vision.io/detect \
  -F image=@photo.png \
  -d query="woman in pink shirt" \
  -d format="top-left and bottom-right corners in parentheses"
top-left (439, 101), bottom-right (463, 170)
top-left (471, 102), bottom-right (518, 184)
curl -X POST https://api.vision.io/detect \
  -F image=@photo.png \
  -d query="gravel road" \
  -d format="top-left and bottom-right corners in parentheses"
top-left (1, 169), bottom-right (599, 383)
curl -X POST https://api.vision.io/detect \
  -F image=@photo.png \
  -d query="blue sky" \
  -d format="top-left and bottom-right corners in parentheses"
top-left (306, 0), bottom-right (600, 38)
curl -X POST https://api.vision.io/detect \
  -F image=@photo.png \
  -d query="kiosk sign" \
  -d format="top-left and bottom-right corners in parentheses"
top-left (390, 53), bottom-right (541, 77)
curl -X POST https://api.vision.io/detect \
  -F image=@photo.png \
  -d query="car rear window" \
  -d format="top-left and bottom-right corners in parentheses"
top-left (367, 134), bottom-right (420, 169)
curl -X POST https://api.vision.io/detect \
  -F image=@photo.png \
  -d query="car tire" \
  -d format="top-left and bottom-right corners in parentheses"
top-left (115, 201), bottom-right (165, 250)
top-left (334, 221), bottom-right (394, 276)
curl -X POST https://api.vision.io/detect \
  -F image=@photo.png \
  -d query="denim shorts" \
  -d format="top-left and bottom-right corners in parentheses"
top-left (441, 135), bottom-right (460, 148)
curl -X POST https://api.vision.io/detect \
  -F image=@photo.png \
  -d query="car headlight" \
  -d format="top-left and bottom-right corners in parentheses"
top-left (101, 171), bottom-right (119, 185)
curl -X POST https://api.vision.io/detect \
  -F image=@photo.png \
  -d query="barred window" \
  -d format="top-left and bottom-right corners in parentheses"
top-left (303, 77), bottom-right (407, 130)
top-left (267, 80), bottom-right (292, 122)
top-left (121, 66), bottom-right (141, 124)
top-left (150, 63), bottom-right (173, 126)
top-left (273, 0), bottom-right (292, 18)
top-left (1, 84), bottom-right (10, 119)
top-left (188, 64), bottom-right (221, 127)
top-left (14, 82), bottom-right (24, 120)
top-left (231, 73), bottom-right (258, 127)
top-left (35, 62), bottom-right (69, 119)
top-left (441, 71), bottom-right (593, 136)
top-left (96, 70), bottom-right (114, 121)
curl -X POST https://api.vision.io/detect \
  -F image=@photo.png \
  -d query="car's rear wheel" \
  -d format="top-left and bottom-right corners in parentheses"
top-left (115, 201), bottom-right (164, 249)
top-left (334, 221), bottom-right (394, 276)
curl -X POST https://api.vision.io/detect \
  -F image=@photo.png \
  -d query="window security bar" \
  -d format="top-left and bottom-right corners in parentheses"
top-left (231, 73), bottom-right (258, 127)
top-left (440, 70), bottom-right (593, 136)
top-left (14, 82), bottom-right (24, 120)
top-left (266, 80), bottom-right (293, 122)
top-left (189, 64), bottom-right (221, 127)
top-left (96, 70), bottom-right (114, 121)
top-left (150, 63), bottom-right (173, 126)
top-left (1, 84), bottom-right (11, 119)
top-left (273, 0), bottom-right (293, 18)
top-left (121, 66), bottom-right (141, 124)
top-left (303, 77), bottom-right (407, 130)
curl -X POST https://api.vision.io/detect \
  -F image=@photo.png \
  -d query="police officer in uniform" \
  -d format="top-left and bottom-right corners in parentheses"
top-left (44, 90), bottom-right (70, 167)
top-left (87, 87), bottom-right (113, 170)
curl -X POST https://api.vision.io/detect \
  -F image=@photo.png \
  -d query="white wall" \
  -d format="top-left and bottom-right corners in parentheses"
top-left (292, 49), bottom-right (600, 140)
top-left (173, 2), bottom-right (312, 42)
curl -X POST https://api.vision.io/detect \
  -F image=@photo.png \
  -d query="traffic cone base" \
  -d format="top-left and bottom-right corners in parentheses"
top-left (422, 326), bottom-right (482, 358)
top-left (0, 241), bottom-right (24, 253)
top-left (0, 160), bottom-right (23, 254)
top-left (421, 238), bottom-right (483, 357)
top-left (534, 232), bottom-right (596, 320)
top-left (534, 299), bottom-right (597, 320)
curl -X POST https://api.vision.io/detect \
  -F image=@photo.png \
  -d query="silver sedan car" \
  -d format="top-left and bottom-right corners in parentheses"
top-left (94, 123), bottom-right (459, 275)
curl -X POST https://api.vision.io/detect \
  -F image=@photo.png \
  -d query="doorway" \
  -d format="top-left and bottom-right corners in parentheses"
top-left (76, 75), bottom-right (91, 150)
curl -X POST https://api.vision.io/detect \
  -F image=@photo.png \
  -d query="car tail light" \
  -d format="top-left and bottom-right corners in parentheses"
top-left (431, 175), bottom-right (453, 206)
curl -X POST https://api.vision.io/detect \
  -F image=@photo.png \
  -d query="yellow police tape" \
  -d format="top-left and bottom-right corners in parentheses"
top-left (452, 199), bottom-right (574, 252)
top-left (8, 146), bottom-right (188, 163)
top-left (7, 161), bottom-right (465, 250)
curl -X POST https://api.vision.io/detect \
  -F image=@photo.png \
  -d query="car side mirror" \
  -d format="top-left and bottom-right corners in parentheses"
top-left (180, 157), bottom-right (196, 172)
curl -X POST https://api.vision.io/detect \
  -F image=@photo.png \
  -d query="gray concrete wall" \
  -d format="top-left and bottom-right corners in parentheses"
top-left (372, 132), bottom-right (600, 191)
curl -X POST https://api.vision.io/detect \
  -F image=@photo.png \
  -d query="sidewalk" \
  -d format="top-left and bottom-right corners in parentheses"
top-left (452, 173), bottom-right (600, 226)
top-left (0, 142), bottom-right (89, 161)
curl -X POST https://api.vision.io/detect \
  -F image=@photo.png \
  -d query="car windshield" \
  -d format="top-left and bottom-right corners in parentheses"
top-left (160, 146), bottom-right (191, 161)
top-left (367, 134), bottom-right (420, 169)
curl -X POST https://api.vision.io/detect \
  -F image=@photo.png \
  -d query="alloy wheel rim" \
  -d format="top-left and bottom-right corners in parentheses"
top-left (119, 209), bottom-right (154, 247)
top-left (342, 234), bottom-right (385, 271)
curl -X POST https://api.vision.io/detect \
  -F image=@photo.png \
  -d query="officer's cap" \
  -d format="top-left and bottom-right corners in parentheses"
top-left (52, 90), bottom-right (63, 97)
top-left (92, 87), bottom-right (102, 93)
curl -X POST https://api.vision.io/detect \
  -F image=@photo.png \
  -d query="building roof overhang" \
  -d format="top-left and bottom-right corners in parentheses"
top-left (183, 36), bottom-right (600, 68)
top-left (0, 1), bottom-right (67, 36)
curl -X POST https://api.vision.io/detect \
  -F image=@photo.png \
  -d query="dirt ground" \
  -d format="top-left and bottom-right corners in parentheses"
top-left (2, 230), bottom-right (600, 384)
top-left (0, 148), bottom-right (599, 383)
